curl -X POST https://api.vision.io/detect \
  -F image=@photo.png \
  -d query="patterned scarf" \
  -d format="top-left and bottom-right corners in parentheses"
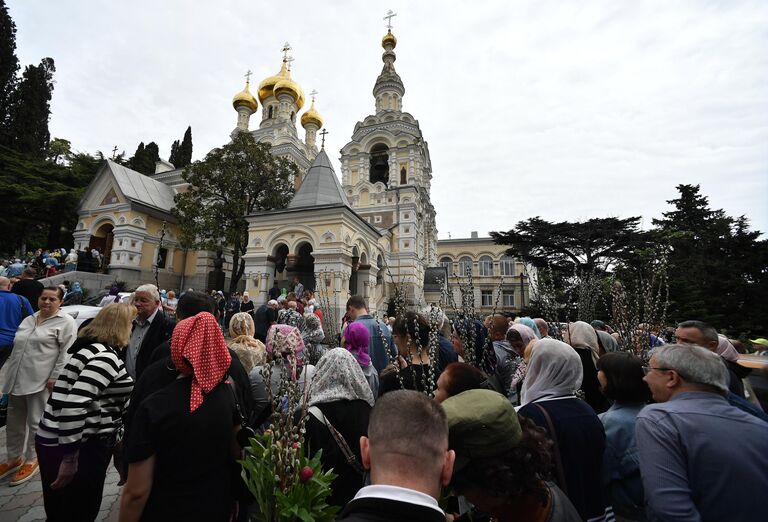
top-left (171, 312), bottom-right (231, 412)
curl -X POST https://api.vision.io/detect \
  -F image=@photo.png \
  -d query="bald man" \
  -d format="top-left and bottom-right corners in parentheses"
top-left (0, 276), bottom-right (34, 369)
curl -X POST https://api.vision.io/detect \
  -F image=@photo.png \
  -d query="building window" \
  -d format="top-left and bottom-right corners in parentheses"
top-left (404, 226), bottom-right (410, 233)
top-left (500, 255), bottom-right (515, 276)
top-left (156, 248), bottom-right (168, 269)
top-left (439, 257), bottom-right (452, 274)
top-left (503, 292), bottom-right (515, 308)
top-left (404, 213), bottom-right (410, 220)
top-left (479, 255), bottom-right (493, 276)
top-left (400, 166), bottom-right (407, 184)
top-left (459, 256), bottom-right (473, 277)
top-left (481, 290), bottom-right (493, 306)
top-left (374, 215), bottom-right (382, 223)
top-left (404, 241), bottom-right (410, 248)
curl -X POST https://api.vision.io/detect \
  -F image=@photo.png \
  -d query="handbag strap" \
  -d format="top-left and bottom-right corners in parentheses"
top-left (308, 406), bottom-right (365, 476)
top-left (225, 375), bottom-right (248, 429)
top-left (534, 403), bottom-right (569, 496)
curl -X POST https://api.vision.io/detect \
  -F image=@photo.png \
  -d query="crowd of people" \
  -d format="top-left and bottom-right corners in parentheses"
top-left (0, 274), bottom-right (765, 521)
top-left (2, 248), bottom-right (106, 279)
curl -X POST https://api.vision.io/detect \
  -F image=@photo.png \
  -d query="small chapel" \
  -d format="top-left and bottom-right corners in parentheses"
top-left (72, 20), bottom-right (528, 317)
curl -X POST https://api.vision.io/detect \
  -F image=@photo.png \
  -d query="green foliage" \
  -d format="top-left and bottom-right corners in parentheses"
top-left (128, 141), bottom-right (160, 175)
top-left (5, 57), bottom-right (55, 156)
top-left (0, 145), bottom-right (100, 255)
top-left (47, 137), bottom-right (71, 164)
top-left (652, 184), bottom-right (768, 337)
top-left (490, 216), bottom-right (652, 275)
top-left (241, 431), bottom-right (339, 522)
top-left (168, 126), bottom-right (192, 168)
top-left (173, 131), bottom-right (296, 292)
top-left (0, 0), bottom-right (18, 146)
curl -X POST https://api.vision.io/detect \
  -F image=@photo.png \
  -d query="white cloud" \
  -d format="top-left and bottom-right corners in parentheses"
top-left (9, 0), bottom-right (768, 236)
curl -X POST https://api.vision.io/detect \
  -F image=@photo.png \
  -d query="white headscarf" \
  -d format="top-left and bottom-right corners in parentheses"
top-left (308, 348), bottom-right (374, 407)
top-left (564, 321), bottom-right (600, 366)
top-left (520, 338), bottom-right (583, 406)
top-left (716, 334), bottom-right (739, 362)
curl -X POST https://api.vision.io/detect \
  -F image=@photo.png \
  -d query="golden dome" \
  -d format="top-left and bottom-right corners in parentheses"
top-left (257, 62), bottom-right (290, 102)
top-left (232, 81), bottom-right (258, 113)
top-left (300, 100), bottom-right (323, 129)
top-left (274, 75), bottom-right (305, 110)
top-left (382, 30), bottom-right (397, 49)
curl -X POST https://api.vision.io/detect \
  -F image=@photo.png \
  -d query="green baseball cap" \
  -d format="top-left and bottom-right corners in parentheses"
top-left (442, 389), bottom-right (522, 472)
top-left (750, 338), bottom-right (768, 347)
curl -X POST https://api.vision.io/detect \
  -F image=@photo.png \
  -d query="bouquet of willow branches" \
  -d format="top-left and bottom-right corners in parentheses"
top-left (240, 332), bottom-right (338, 522)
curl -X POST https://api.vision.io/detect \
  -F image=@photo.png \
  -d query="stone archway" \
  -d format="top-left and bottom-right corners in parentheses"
top-left (88, 222), bottom-right (114, 272)
top-left (291, 242), bottom-right (315, 293)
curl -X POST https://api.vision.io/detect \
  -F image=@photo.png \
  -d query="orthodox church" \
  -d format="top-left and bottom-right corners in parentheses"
top-left (72, 24), bottom-right (527, 317)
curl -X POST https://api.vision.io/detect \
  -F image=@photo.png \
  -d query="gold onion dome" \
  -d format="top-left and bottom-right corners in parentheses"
top-left (382, 30), bottom-right (397, 49)
top-left (257, 61), bottom-right (290, 102)
top-left (232, 81), bottom-right (258, 112)
top-left (300, 100), bottom-right (323, 128)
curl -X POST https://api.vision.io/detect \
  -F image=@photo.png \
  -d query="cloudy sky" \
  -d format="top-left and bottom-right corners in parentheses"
top-left (10, 0), bottom-right (768, 238)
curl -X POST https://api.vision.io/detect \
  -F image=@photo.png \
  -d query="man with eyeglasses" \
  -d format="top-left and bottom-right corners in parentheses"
top-left (635, 343), bottom-right (768, 522)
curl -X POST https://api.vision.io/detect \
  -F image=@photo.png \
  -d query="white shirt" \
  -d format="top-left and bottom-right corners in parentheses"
top-left (353, 484), bottom-right (444, 515)
top-left (0, 309), bottom-right (77, 395)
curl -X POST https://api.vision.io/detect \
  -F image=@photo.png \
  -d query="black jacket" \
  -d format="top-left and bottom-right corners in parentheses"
top-left (338, 497), bottom-right (445, 522)
top-left (129, 310), bottom-right (175, 379)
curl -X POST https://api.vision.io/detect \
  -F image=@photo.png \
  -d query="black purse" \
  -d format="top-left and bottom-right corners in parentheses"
top-left (225, 375), bottom-right (256, 448)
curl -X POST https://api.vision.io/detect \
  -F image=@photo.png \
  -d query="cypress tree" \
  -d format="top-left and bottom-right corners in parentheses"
top-left (168, 139), bottom-right (180, 166)
top-left (0, 0), bottom-right (19, 147)
top-left (179, 125), bottom-right (192, 167)
top-left (6, 57), bottom-right (55, 156)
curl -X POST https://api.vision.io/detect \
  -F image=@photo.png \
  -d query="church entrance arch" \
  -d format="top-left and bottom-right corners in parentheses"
top-left (88, 222), bottom-right (114, 272)
top-left (293, 242), bottom-right (315, 293)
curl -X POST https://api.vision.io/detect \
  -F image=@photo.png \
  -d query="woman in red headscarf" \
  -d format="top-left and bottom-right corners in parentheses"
top-left (119, 312), bottom-right (240, 522)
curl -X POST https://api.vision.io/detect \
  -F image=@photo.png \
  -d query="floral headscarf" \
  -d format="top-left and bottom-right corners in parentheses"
top-left (507, 323), bottom-right (538, 349)
top-left (266, 324), bottom-right (305, 379)
top-left (344, 322), bottom-right (371, 368)
top-left (228, 312), bottom-right (266, 373)
top-left (171, 312), bottom-right (232, 412)
top-left (309, 348), bottom-right (374, 407)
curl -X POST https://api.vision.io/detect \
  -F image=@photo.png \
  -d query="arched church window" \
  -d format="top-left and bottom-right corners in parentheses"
top-left (439, 257), bottom-right (453, 275)
top-left (369, 144), bottom-right (389, 186)
top-left (268, 106), bottom-right (273, 119)
top-left (479, 255), bottom-right (494, 276)
top-left (400, 166), bottom-right (407, 184)
top-left (458, 256), bottom-right (473, 277)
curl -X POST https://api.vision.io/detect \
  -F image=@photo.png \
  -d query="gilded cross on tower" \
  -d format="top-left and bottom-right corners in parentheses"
top-left (309, 89), bottom-right (318, 102)
top-left (383, 9), bottom-right (397, 30)
top-left (319, 128), bottom-right (328, 149)
top-left (244, 70), bottom-right (253, 83)
top-left (284, 56), bottom-right (294, 71)
top-left (281, 42), bottom-right (292, 61)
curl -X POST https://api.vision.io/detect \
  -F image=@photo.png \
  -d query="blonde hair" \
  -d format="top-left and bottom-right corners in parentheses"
top-left (79, 303), bottom-right (137, 348)
top-left (167, 290), bottom-right (175, 299)
top-left (227, 312), bottom-right (266, 372)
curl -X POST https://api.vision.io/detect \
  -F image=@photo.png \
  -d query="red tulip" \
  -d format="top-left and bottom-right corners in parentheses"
top-left (299, 466), bottom-right (314, 482)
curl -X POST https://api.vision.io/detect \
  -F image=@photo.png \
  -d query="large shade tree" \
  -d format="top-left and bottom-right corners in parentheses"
top-left (174, 132), bottom-right (296, 293)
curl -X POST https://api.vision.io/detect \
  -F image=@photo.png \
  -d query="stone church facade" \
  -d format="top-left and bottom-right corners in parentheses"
top-left (72, 26), bottom-right (528, 318)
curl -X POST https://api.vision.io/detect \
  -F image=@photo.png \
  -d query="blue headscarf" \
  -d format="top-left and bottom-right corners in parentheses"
top-left (518, 317), bottom-right (542, 339)
top-left (69, 282), bottom-right (83, 294)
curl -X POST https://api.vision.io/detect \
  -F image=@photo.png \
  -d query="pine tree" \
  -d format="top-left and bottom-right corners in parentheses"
top-left (0, 0), bottom-right (19, 147)
top-left (6, 57), bottom-right (55, 156)
top-left (179, 126), bottom-right (192, 167)
top-left (129, 142), bottom-right (146, 171)
top-left (129, 141), bottom-right (160, 175)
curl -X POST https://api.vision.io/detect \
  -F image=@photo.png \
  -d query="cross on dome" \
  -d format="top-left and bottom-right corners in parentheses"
top-left (319, 128), bottom-right (328, 149)
top-left (244, 70), bottom-right (253, 83)
top-left (384, 10), bottom-right (397, 30)
top-left (309, 89), bottom-right (318, 102)
top-left (281, 42), bottom-right (292, 61)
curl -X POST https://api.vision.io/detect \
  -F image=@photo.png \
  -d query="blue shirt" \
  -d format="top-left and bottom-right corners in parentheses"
top-left (0, 290), bottom-right (34, 347)
top-left (353, 315), bottom-right (395, 373)
top-left (636, 391), bottom-right (768, 522)
top-left (599, 402), bottom-right (646, 520)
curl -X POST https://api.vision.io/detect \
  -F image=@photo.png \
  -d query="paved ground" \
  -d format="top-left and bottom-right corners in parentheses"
top-left (0, 427), bottom-right (122, 522)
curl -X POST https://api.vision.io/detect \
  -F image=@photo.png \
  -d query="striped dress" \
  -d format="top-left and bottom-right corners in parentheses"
top-left (37, 341), bottom-right (133, 449)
